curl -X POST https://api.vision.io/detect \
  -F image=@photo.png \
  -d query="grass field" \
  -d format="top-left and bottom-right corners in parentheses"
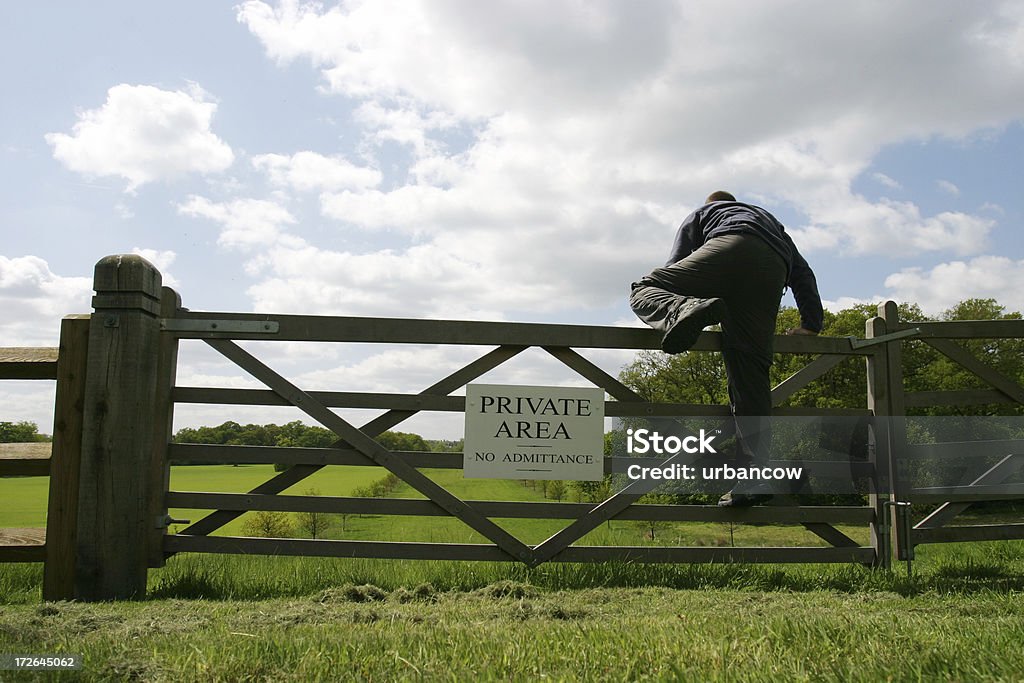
top-left (0, 465), bottom-right (870, 546)
top-left (3, 467), bottom-right (1024, 680)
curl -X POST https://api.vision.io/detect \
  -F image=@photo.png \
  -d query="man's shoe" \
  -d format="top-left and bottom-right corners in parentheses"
top-left (662, 297), bottom-right (725, 354)
top-left (717, 492), bottom-right (773, 508)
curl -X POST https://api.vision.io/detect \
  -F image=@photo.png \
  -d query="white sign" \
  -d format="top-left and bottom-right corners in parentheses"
top-left (463, 384), bottom-right (605, 481)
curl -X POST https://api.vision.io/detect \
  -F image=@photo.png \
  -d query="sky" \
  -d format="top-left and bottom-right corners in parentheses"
top-left (2, 1), bottom-right (1023, 439)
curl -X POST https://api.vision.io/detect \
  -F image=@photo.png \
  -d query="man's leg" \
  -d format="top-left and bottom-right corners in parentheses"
top-left (630, 286), bottom-right (725, 354)
top-left (629, 239), bottom-right (737, 353)
top-left (713, 238), bottom-right (787, 507)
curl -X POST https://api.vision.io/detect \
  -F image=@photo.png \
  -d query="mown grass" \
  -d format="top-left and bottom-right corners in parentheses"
top-left (4, 469), bottom-right (1024, 680)
top-left (1, 574), bottom-right (1023, 681)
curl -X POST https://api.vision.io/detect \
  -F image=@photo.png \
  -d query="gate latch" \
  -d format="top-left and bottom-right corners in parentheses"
top-left (848, 327), bottom-right (921, 350)
top-left (156, 514), bottom-right (192, 529)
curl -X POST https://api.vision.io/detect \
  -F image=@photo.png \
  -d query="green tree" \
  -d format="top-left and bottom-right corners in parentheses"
top-left (547, 480), bottom-right (567, 502)
top-left (293, 488), bottom-right (333, 539)
top-left (906, 298), bottom-right (1024, 418)
top-left (376, 431), bottom-right (430, 452)
top-left (241, 510), bottom-right (293, 538)
top-left (0, 421), bottom-right (48, 443)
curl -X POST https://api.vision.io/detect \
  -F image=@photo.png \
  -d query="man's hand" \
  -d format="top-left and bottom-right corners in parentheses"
top-left (785, 327), bottom-right (819, 336)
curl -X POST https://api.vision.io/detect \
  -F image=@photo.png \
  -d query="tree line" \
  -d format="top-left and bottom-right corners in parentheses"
top-left (615, 297), bottom-right (1024, 508)
top-left (619, 298), bottom-right (1023, 417)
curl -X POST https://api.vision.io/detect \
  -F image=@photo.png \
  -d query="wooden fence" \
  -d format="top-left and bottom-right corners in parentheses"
top-left (871, 304), bottom-right (1024, 563)
top-left (0, 314), bottom-right (89, 600)
top-left (1, 254), bottom-right (1022, 600)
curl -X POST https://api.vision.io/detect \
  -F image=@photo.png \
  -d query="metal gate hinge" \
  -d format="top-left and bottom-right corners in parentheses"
top-left (160, 319), bottom-right (280, 334)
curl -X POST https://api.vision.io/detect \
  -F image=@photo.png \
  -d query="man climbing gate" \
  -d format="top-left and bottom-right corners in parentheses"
top-left (629, 190), bottom-right (824, 506)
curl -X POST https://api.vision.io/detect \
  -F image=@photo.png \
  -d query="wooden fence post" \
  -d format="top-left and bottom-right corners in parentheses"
top-left (879, 301), bottom-right (910, 562)
top-left (147, 287), bottom-right (180, 568)
top-left (42, 314), bottom-right (90, 601)
top-left (74, 255), bottom-right (162, 600)
top-left (865, 315), bottom-right (893, 568)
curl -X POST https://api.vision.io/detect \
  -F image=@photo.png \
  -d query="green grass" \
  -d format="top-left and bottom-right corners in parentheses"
top-left (4, 465), bottom-right (871, 547)
top-left (0, 475), bottom-right (50, 528)
top-left (1, 575), bottom-right (1023, 681)
top-left (5, 470), bottom-right (1024, 680)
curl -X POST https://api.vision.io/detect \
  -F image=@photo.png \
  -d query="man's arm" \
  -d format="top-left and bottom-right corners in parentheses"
top-left (665, 212), bottom-right (700, 266)
top-left (783, 234), bottom-right (824, 333)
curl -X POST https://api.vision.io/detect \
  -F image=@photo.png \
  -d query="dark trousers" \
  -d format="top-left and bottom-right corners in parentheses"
top-left (630, 233), bottom-right (787, 463)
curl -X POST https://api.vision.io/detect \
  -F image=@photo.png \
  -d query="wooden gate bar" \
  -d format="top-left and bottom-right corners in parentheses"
top-left (173, 387), bottom-right (466, 411)
top-left (912, 524), bottom-right (1024, 544)
top-left (166, 491), bottom-right (874, 523)
top-left (801, 523), bottom-right (860, 548)
top-left (172, 385), bottom-right (750, 418)
top-left (915, 454), bottom-right (1023, 531)
top-left (147, 288), bottom-right (181, 569)
top-left (166, 534), bottom-right (510, 562)
top-left (890, 319), bottom-right (1024, 339)
top-left (197, 339), bottom-right (536, 563)
top-left (531, 487), bottom-right (646, 566)
top-left (167, 443), bottom-right (871, 480)
top-left (174, 344), bottom-right (526, 541)
top-left (543, 346), bottom-right (644, 401)
top-left (338, 344), bottom-right (528, 441)
top-left (924, 337), bottom-right (1024, 404)
top-left (556, 545), bottom-right (876, 564)
top-left (904, 389), bottom-right (1012, 408)
top-left (0, 347), bottom-right (59, 379)
top-left (771, 355), bottom-right (850, 405)
top-left (163, 535), bottom-right (875, 564)
top-left (165, 310), bottom-right (873, 355)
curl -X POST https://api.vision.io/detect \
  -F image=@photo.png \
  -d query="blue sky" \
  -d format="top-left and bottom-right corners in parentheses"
top-left (2, 1), bottom-right (1023, 437)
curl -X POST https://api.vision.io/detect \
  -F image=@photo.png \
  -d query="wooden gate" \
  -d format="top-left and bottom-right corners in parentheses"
top-left (33, 254), bottom-right (1024, 600)
top-left (870, 304), bottom-right (1024, 562)
top-left (47, 254), bottom-right (898, 601)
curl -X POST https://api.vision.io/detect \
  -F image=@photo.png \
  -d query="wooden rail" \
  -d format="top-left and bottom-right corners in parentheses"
top-left (154, 277), bottom-right (888, 576)
top-left (0, 347), bottom-right (58, 379)
top-left (0, 315), bottom-right (89, 598)
top-left (4, 253), bottom-right (1024, 599)
top-left (0, 443), bottom-right (51, 477)
top-left (0, 355), bottom-right (54, 564)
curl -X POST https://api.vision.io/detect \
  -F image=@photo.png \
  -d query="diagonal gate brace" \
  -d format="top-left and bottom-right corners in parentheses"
top-left (180, 340), bottom-right (535, 563)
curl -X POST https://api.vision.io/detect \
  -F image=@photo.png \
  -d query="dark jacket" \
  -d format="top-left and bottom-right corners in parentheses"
top-left (666, 201), bottom-right (824, 332)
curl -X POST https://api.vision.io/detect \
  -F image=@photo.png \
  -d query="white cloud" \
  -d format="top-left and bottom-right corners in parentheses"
top-left (251, 151), bottom-right (381, 192)
top-left (177, 195), bottom-right (299, 250)
top-left (45, 84), bottom-right (234, 191)
top-left (872, 173), bottom-right (902, 190)
top-left (883, 256), bottom-right (1024, 314)
top-left (204, 1), bottom-right (1024, 439)
top-left (936, 179), bottom-right (961, 196)
top-left (821, 296), bottom-right (884, 313)
top-left (237, 1), bottom-right (1022, 282)
top-left (792, 197), bottom-right (995, 256)
top-left (130, 248), bottom-right (178, 287)
top-left (353, 102), bottom-right (460, 157)
top-left (0, 255), bottom-right (91, 346)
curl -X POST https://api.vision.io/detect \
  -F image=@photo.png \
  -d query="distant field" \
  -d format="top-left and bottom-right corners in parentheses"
top-left (1, 464), bottom-right (385, 535)
top-left (1, 464), bottom-right (871, 547)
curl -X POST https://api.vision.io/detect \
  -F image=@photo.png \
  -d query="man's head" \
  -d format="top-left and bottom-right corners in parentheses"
top-left (705, 190), bottom-right (736, 203)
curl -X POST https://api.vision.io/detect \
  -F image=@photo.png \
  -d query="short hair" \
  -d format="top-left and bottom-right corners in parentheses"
top-left (705, 190), bottom-right (736, 203)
